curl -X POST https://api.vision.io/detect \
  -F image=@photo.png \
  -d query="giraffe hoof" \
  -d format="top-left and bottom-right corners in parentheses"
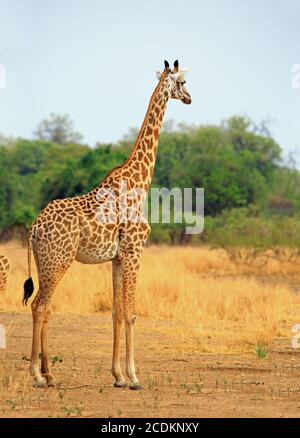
top-left (129, 383), bottom-right (143, 391)
top-left (43, 374), bottom-right (57, 387)
top-left (33, 378), bottom-right (47, 389)
top-left (114, 382), bottom-right (127, 388)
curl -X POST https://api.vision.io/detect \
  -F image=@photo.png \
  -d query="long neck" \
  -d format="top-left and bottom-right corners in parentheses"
top-left (123, 73), bottom-right (170, 191)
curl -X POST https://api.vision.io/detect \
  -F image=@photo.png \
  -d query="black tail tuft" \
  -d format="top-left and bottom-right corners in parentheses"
top-left (23, 277), bottom-right (34, 306)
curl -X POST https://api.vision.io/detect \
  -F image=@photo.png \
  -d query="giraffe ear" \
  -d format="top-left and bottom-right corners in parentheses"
top-left (156, 71), bottom-right (162, 80)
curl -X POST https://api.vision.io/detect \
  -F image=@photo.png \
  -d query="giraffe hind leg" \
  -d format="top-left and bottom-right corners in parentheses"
top-left (30, 261), bottom-right (74, 388)
top-left (30, 290), bottom-right (48, 388)
top-left (41, 306), bottom-right (56, 387)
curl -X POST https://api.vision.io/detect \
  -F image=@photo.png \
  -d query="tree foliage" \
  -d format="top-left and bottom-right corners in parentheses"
top-left (0, 115), bottom-right (298, 246)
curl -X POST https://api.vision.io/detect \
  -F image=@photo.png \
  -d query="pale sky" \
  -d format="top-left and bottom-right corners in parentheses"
top-left (0, 0), bottom-right (299, 161)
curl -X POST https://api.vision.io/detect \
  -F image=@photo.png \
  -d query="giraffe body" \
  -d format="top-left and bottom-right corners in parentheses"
top-left (24, 60), bottom-right (192, 389)
top-left (0, 255), bottom-right (10, 294)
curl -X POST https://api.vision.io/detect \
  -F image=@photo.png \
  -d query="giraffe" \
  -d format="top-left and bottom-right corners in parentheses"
top-left (0, 255), bottom-right (10, 294)
top-left (23, 60), bottom-right (192, 389)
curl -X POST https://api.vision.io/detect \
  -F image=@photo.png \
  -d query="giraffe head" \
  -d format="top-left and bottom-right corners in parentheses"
top-left (156, 60), bottom-right (192, 105)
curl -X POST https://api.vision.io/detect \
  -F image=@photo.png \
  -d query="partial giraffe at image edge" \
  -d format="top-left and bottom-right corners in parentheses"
top-left (0, 255), bottom-right (10, 294)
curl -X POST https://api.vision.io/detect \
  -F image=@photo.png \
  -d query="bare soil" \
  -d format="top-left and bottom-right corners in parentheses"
top-left (1, 312), bottom-right (300, 418)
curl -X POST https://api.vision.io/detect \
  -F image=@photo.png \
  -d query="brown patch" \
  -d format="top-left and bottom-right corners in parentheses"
top-left (146, 126), bottom-right (153, 137)
top-left (121, 170), bottom-right (130, 178)
top-left (105, 223), bottom-right (116, 231)
top-left (148, 113), bottom-right (155, 125)
top-left (140, 163), bottom-right (148, 179)
top-left (132, 172), bottom-right (141, 183)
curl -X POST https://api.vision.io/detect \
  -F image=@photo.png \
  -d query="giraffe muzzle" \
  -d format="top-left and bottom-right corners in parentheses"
top-left (182, 95), bottom-right (192, 105)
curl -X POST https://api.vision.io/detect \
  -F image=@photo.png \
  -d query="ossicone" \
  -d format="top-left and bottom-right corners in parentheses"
top-left (173, 60), bottom-right (179, 72)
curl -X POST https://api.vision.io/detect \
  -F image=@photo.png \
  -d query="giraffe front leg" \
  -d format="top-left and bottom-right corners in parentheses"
top-left (122, 254), bottom-right (143, 391)
top-left (111, 260), bottom-right (127, 388)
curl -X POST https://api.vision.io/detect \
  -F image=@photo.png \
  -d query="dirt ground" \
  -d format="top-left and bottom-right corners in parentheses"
top-left (1, 312), bottom-right (300, 418)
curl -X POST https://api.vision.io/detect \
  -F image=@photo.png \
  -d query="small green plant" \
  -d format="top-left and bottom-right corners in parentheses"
top-left (2, 375), bottom-right (11, 388)
top-left (58, 384), bottom-right (68, 400)
top-left (180, 383), bottom-right (203, 395)
top-left (5, 400), bottom-right (17, 411)
top-left (94, 363), bottom-right (102, 378)
top-left (98, 385), bottom-right (104, 394)
top-left (166, 374), bottom-right (172, 384)
top-left (180, 383), bottom-right (192, 395)
top-left (147, 374), bottom-right (157, 391)
top-left (62, 406), bottom-right (82, 417)
top-left (256, 342), bottom-right (268, 359)
top-left (223, 378), bottom-right (234, 393)
top-left (72, 352), bottom-right (77, 366)
top-left (194, 383), bottom-right (204, 393)
top-left (51, 355), bottom-right (63, 366)
top-left (71, 351), bottom-right (78, 376)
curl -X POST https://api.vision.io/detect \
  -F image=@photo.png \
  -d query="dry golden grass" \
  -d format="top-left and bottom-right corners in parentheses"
top-left (1, 241), bottom-right (300, 353)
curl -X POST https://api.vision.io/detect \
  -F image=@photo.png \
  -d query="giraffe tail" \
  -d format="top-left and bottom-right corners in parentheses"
top-left (23, 234), bottom-right (35, 306)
